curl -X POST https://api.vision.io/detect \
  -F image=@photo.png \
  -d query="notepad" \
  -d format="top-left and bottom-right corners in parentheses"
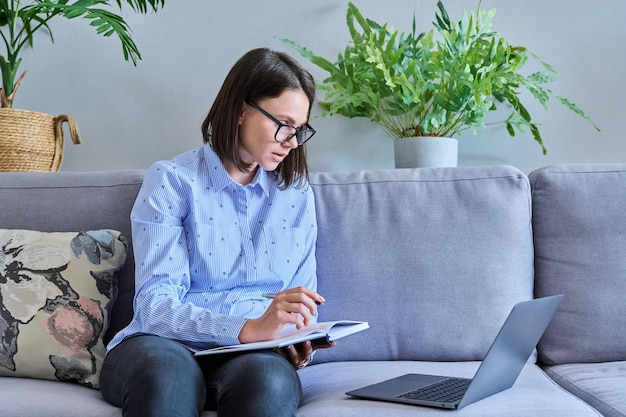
top-left (194, 320), bottom-right (369, 356)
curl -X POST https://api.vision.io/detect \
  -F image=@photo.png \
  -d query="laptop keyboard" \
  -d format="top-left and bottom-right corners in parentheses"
top-left (396, 378), bottom-right (471, 402)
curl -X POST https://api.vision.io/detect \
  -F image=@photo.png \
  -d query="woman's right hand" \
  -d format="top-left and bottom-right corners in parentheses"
top-left (238, 286), bottom-right (325, 343)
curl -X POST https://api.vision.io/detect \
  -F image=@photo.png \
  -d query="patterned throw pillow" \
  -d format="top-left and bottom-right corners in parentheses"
top-left (0, 229), bottom-right (127, 389)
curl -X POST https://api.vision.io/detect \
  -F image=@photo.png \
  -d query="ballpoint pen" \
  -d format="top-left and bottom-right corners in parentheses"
top-left (262, 293), bottom-right (324, 306)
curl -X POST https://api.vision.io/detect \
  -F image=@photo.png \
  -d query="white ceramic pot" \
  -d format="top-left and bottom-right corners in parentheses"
top-left (394, 136), bottom-right (458, 168)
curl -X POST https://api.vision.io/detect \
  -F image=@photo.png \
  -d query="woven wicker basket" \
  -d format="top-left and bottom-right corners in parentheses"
top-left (0, 108), bottom-right (81, 172)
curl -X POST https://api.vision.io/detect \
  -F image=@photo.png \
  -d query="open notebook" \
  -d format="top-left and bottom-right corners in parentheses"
top-left (195, 320), bottom-right (369, 356)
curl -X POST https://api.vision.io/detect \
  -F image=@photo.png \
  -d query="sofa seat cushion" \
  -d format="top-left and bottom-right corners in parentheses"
top-left (543, 361), bottom-right (626, 417)
top-left (0, 378), bottom-right (220, 417)
top-left (0, 229), bottom-right (127, 388)
top-left (530, 164), bottom-right (626, 364)
top-left (0, 377), bottom-right (121, 417)
top-left (0, 361), bottom-right (601, 417)
top-left (297, 361), bottom-right (601, 416)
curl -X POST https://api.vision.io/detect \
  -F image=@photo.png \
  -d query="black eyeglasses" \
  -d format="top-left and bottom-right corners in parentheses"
top-left (246, 101), bottom-right (316, 145)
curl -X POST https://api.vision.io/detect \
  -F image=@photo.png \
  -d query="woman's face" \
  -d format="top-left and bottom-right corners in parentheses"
top-left (237, 89), bottom-right (310, 174)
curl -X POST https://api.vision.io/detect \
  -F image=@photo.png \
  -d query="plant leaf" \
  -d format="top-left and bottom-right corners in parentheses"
top-left (279, 1), bottom-right (600, 153)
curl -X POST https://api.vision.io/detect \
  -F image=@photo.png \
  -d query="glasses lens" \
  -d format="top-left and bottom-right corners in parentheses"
top-left (276, 125), bottom-right (297, 142)
top-left (297, 127), bottom-right (316, 145)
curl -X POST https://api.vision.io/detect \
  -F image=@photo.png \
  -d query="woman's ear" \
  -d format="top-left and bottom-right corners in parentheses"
top-left (238, 103), bottom-right (247, 125)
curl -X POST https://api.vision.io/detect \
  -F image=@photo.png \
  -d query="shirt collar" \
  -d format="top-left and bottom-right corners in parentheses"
top-left (203, 144), bottom-right (271, 196)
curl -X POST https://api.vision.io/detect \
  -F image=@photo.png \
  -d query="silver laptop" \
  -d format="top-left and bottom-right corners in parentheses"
top-left (346, 294), bottom-right (564, 410)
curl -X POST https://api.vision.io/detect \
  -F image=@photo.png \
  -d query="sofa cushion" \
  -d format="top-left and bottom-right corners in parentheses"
top-left (0, 229), bottom-right (127, 388)
top-left (297, 361), bottom-right (601, 416)
top-left (309, 166), bottom-right (534, 363)
top-left (530, 164), bottom-right (626, 364)
top-left (543, 361), bottom-right (626, 417)
top-left (0, 362), bottom-right (600, 417)
top-left (0, 377), bottom-right (122, 417)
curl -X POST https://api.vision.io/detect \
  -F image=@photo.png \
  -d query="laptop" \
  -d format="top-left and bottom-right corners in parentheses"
top-left (346, 294), bottom-right (564, 410)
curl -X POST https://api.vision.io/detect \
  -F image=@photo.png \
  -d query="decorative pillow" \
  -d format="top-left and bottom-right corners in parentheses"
top-left (0, 229), bottom-right (127, 389)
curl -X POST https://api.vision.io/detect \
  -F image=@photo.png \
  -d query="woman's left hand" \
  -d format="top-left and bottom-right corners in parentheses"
top-left (275, 340), bottom-right (336, 369)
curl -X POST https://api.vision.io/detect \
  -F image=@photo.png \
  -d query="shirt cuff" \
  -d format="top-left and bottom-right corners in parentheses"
top-left (217, 315), bottom-right (248, 346)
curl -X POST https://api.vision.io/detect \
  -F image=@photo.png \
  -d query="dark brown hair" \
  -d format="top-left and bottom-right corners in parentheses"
top-left (201, 48), bottom-right (316, 189)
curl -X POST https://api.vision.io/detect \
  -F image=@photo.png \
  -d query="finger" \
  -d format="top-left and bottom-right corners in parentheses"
top-left (293, 302), bottom-right (313, 327)
top-left (286, 295), bottom-right (318, 321)
top-left (279, 288), bottom-right (324, 310)
top-left (293, 287), bottom-right (326, 306)
top-left (292, 286), bottom-right (326, 304)
top-left (294, 341), bottom-right (314, 359)
top-left (284, 345), bottom-right (300, 367)
top-left (278, 309), bottom-right (306, 330)
top-left (270, 298), bottom-right (314, 328)
top-left (291, 342), bottom-right (313, 369)
top-left (274, 346), bottom-right (300, 368)
top-left (312, 341), bottom-right (337, 351)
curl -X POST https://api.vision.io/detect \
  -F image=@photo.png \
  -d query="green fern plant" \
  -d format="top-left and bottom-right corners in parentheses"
top-left (282, 1), bottom-right (599, 154)
top-left (0, 0), bottom-right (165, 108)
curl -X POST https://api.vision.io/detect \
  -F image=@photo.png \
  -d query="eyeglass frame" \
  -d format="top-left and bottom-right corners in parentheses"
top-left (245, 100), bottom-right (316, 145)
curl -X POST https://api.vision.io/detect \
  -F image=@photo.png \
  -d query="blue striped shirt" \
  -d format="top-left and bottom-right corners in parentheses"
top-left (107, 144), bottom-right (317, 351)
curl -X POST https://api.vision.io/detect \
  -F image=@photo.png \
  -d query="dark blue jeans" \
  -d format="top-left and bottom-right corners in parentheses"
top-left (100, 334), bottom-right (302, 417)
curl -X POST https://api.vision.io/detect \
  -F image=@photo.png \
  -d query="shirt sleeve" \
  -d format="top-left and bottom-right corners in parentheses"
top-left (130, 162), bottom-right (245, 348)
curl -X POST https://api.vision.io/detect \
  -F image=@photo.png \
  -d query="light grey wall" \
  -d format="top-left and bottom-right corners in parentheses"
top-left (16, 0), bottom-right (625, 173)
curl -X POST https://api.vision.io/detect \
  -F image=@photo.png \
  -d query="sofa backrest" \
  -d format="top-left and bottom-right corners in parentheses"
top-left (0, 170), bottom-right (144, 345)
top-left (531, 164), bottom-right (626, 364)
top-left (0, 166), bottom-right (536, 363)
top-left (309, 165), bottom-right (535, 363)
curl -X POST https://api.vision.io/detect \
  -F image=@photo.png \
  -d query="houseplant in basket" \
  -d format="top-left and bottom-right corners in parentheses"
top-left (282, 1), bottom-right (599, 168)
top-left (0, 0), bottom-right (165, 171)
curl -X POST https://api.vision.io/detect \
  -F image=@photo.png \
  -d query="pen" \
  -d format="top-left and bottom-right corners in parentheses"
top-left (262, 293), bottom-right (324, 306)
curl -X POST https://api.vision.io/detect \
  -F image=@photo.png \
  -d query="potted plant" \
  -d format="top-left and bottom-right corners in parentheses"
top-left (0, 0), bottom-right (165, 171)
top-left (282, 1), bottom-right (599, 168)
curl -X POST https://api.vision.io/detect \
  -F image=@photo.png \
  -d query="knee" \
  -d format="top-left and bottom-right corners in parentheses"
top-left (127, 335), bottom-right (203, 383)
top-left (222, 351), bottom-right (301, 413)
top-left (101, 335), bottom-right (206, 414)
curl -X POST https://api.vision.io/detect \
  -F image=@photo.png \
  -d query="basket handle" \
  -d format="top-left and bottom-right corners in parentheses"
top-left (51, 114), bottom-right (82, 171)
top-left (55, 114), bottom-right (82, 145)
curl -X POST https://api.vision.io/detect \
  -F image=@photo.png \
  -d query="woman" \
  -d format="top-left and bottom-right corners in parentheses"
top-left (100, 48), bottom-right (331, 417)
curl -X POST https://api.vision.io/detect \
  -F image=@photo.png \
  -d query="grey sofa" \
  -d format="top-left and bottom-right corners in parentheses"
top-left (0, 164), bottom-right (624, 417)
